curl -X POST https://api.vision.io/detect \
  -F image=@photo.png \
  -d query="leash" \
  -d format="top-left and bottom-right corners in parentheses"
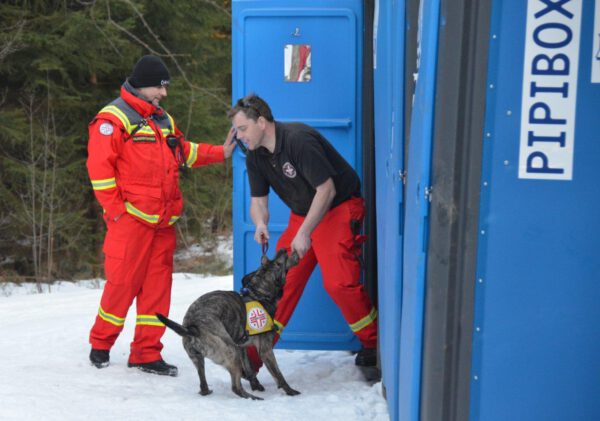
top-left (239, 235), bottom-right (268, 298)
top-left (261, 236), bottom-right (269, 258)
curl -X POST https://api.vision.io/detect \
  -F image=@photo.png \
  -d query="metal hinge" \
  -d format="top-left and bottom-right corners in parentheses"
top-left (399, 170), bottom-right (407, 185)
top-left (424, 186), bottom-right (433, 202)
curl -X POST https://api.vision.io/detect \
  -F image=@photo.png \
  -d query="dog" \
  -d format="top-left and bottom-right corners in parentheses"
top-left (156, 248), bottom-right (299, 400)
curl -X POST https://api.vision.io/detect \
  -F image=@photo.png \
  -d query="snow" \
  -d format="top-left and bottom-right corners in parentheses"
top-left (0, 273), bottom-right (389, 420)
top-left (174, 235), bottom-right (233, 263)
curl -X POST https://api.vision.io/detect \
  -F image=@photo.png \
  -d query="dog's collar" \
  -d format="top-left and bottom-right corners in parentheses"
top-left (240, 287), bottom-right (278, 314)
top-left (241, 292), bottom-right (277, 317)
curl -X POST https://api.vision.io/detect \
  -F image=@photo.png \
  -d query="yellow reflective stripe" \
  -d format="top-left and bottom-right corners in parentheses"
top-left (98, 306), bottom-right (125, 326)
top-left (349, 308), bottom-right (378, 333)
top-left (274, 319), bottom-right (285, 333)
top-left (168, 215), bottom-right (181, 225)
top-left (125, 202), bottom-right (159, 224)
top-left (91, 177), bottom-right (117, 191)
top-left (131, 127), bottom-right (170, 136)
top-left (166, 113), bottom-right (176, 133)
top-left (135, 128), bottom-right (155, 135)
top-left (136, 314), bottom-right (164, 327)
top-left (99, 105), bottom-right (132, 132)
top-left (186, 142), bottom-right (198, 167)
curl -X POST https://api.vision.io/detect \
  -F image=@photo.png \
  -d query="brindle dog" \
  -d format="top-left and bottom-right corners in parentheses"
top-left (156, 249), bottom-right (299, 400)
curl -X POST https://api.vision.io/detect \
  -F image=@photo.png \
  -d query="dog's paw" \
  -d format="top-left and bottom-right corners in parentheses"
top-left (284, 387), bottom-right (301, 396)
top-left (233, 387), bottom-right (264, 400)
top-left (249, 378), bottom-right (265, 392)
top-left (199, 388), bottom-right (213, 396)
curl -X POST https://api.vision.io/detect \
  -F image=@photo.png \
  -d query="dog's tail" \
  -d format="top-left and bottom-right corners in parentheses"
top-left (156, 313), bottom-right (193, 337)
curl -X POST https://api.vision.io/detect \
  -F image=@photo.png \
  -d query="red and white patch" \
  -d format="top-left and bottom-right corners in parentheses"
top-left (99, 123), bottom-right (113, 136)
top-left (282, 162), bottom-right (297, 178)
top-left (247, 306), bottom-right (268, 330)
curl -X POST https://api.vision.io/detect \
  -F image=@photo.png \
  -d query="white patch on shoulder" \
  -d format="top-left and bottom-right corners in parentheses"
top-left (99, 123), bottom-right (114, 136)
top-left (282, 162), bottom-right (297, 178)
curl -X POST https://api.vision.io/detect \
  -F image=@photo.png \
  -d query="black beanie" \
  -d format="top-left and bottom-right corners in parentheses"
top-left (129, 55), bottom-right (170, 88)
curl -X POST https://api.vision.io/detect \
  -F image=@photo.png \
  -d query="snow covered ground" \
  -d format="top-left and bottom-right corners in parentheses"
top-left (0, 274), bottom-right (389, 421)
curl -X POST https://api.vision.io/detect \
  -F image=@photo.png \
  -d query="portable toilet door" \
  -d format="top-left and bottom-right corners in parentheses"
top-left (372, 0), bottom-right (407, 420)
top-left (231, 0), bottom-right (365, 350)
top-left (470, 0), bottom-right (600, 419)
top-left (408, 1), bottom-right (600, 420)
top-left (372, 0), bottom-right (440, 419)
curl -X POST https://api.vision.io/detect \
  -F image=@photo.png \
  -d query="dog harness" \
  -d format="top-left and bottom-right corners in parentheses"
top-left (244, 300), bottom-right (276, 336)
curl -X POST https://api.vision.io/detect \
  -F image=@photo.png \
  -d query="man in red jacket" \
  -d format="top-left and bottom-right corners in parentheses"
top-left (87, 55), bottom-right (236, 376)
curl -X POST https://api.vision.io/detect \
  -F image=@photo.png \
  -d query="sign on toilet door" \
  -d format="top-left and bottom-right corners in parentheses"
top-left (518, 0), bottom-right (583, 180)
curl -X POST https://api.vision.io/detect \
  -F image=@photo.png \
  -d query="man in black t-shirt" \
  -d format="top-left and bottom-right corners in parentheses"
top-left (228, 94), bottom-right (378, 371)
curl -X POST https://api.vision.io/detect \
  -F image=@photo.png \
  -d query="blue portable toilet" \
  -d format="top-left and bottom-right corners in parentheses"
top-left (231, 0), bottom-right (366, 351)
top-left (468, 0), bottom-right (600, 419)
top-left (373, 0), bottom-right (600, 420)
top-left (232, 1), bottom-right (600, 420)
top-left (376, 1), bottom-right (600, 420)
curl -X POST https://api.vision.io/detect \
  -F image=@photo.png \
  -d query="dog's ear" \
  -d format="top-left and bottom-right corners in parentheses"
top-left (287, 251), bottom-right (300, 269)
top-left (241, 270), bottom-right (256, 288)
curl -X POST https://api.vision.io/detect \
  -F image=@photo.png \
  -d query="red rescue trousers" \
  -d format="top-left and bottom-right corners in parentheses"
top-left (89, 214), bottom-right (176, 364)
top-left (247, 196), bottom-right (377, 370)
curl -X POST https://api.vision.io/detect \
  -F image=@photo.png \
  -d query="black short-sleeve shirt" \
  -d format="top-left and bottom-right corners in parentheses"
top-left (246, 122), bottom-right (361, 216)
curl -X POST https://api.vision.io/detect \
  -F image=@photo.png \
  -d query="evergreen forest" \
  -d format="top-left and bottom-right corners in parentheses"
top-left (0, 0), bottom-right (233, 283)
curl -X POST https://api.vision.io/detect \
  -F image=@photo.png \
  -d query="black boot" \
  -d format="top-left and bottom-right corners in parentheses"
top-left (128, 359), bottom-right (178, 377)
top-left (355, 347), bottom-right (377, 367)
top-left (89, 348), bottom-right (110, 368)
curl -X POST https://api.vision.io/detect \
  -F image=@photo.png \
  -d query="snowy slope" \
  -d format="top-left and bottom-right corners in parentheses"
top-left (0, 274), bottom-right (389, 421)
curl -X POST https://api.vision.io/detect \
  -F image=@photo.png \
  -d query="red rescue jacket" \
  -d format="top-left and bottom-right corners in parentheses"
top-left (87, 83), bottom-right (225, 228)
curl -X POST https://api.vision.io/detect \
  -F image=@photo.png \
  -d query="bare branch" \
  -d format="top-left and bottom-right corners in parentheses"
top-left (106, 1), bottom-right (162, 55)
top-left (185, 90), bottom-right (195, 136)
top-left (87, 0), bottom-right (122, 57)
top-left (118, 0), bottom-right (229, 108)
top-left (0, 19), bottom-right (25, 63)
top-left (195, 0), bottom-right (231, 17)
top-left (0, 87), bottom-right (8, 107)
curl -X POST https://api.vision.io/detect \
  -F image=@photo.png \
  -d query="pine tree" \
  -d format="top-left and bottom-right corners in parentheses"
top-left (0, 0), bottom-right (232, 282)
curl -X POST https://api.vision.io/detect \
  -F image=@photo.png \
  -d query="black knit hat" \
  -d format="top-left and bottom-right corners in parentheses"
top-left (129, 55), bottom-right (170, 88)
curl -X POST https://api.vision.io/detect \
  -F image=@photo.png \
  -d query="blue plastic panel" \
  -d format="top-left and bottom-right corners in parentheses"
top-left (373, 1), bottom-right (405, 420)
top-left (232, 0), bottom-right (363, 350)
top-left (398, 1), bottom-right (439, 420)
top-left (472, 0), bottom-right (600, 419)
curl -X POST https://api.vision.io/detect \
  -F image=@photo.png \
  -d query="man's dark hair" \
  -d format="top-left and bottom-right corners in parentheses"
top-left (228, 94), bottom-right (274, 122)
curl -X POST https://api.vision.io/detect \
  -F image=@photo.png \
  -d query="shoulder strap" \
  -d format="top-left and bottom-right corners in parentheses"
top-left (98, 98), bottom-right (155, 142)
